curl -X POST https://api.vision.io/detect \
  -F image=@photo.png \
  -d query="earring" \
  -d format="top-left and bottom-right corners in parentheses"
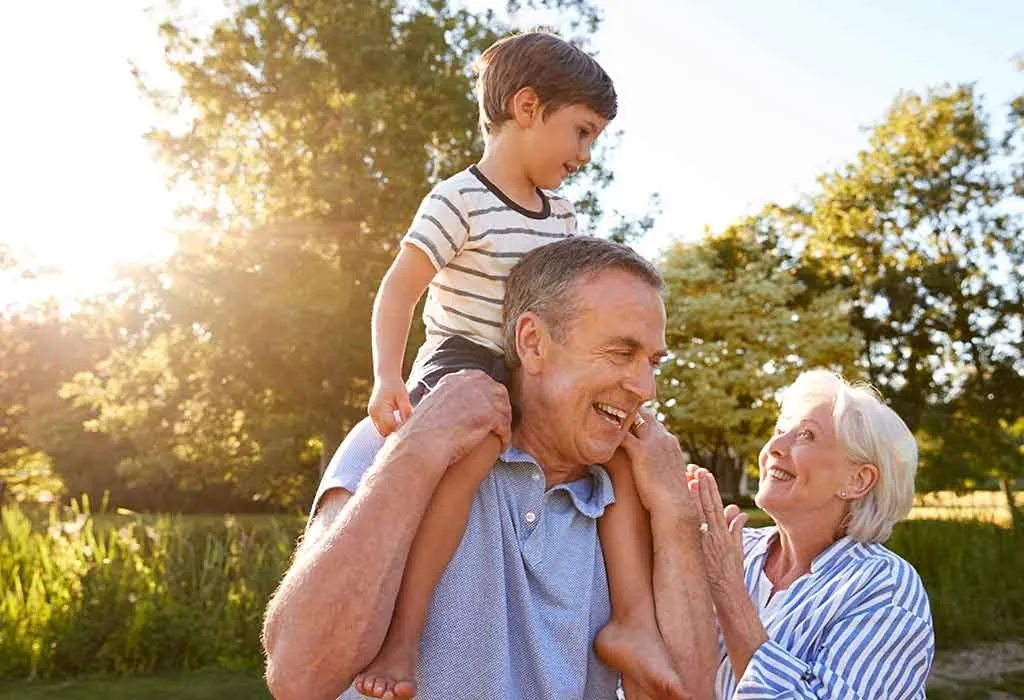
top-left (839, 491), bottom-right (847, 498)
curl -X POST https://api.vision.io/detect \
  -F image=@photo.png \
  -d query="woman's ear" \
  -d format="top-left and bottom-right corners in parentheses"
top-left (845, 462), bottom-right (880, 499)
top-left (515, 311), bottom-right (548, 374)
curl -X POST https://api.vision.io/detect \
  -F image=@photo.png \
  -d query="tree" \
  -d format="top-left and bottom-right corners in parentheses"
top-left (806, 85), bottom-right (1024, 432)
top-left (68, 0), bottom-right (625, 508)
top-left (657, 208), bottom-right (862, 498)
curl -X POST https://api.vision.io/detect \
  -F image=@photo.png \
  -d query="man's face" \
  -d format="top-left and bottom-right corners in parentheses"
top-left (522, 103), bottom-right (608, 190)
top-left (531, 268), bottom-right (667, 466)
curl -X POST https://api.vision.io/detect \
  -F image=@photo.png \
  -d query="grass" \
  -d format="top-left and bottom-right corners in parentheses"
top-left (928, 670), bottom-right (1024, 700)
top-left (0, 669), bottom-right (270, 700)
top-left (2, 495), bottom-right (1022, 692)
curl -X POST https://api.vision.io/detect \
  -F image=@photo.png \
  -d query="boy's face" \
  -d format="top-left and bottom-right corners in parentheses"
top-left (522, 102), bottom-right (609, 190)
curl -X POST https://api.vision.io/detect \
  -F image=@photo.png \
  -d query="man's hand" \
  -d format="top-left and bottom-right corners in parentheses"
top-left (618, 409), bottom-right (700, 524)
top-left (401, 369), bottom-right (512, 465)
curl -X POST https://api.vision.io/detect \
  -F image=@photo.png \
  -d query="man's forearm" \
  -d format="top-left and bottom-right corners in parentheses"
top-left (263, 436), bottom-right (448, 700)
top-left (650, 511), bottom-right (718, 700)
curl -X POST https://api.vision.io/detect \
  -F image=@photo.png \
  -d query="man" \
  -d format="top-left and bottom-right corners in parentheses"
top-left (263, 237), bottom-right (716, 700)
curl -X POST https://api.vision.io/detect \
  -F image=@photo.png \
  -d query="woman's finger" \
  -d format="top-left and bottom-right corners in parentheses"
top-left (704, 470), bottom-right (727, 515)
top-left (699, 471), bottom-right (728, 529)
top-left (729, 510), bottom-right (748, 549)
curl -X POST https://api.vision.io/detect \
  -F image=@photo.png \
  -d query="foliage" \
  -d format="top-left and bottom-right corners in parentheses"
top-left (1, 503), bottom-right (1020, 681)
top-left (0, 502), bottom-right (302, 680)
top-left (805, 84), bottom-right (1024, 431)
top-left (656, 207), bottom-right (863, 495)
top-left (48, 0), bottom-right (626, 509)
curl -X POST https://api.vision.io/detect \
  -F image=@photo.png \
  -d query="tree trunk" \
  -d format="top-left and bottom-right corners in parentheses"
top-left (999, 477), bottom-right (1021, 531)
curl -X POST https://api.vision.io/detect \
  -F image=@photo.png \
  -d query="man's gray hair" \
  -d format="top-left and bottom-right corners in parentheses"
top-left (502, 237), bottom-right (663, 369)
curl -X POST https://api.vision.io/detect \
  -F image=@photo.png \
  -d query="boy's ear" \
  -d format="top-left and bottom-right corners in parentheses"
top-left (515, 311), bottom-right (548, 374)
top-left (509, 86), bottom-right (541, 127)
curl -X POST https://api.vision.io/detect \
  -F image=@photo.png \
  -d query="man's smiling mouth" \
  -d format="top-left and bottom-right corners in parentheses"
top-left (594, 401), bottom-right (627, 427)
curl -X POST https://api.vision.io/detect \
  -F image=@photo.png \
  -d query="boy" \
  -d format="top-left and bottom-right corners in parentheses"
top-left (353, 31), bottom-right (685, 700)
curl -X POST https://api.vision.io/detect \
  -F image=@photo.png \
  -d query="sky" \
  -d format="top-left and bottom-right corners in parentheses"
top-left (1, 0), bottom-right (1021, 306)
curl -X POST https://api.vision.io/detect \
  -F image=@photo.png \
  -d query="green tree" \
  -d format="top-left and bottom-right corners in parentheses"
top-left (657, 208), bottom-right (862, 498)
top-left (806, 85), bottom-right (1024, 432)
top-left (69, 0), bottom-right (627, 508)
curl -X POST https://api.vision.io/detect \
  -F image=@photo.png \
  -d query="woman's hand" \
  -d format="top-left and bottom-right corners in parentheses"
top-left (618, 409), bottom-right (701, 525)
top-left (688, 466), bottom-right (748, 601)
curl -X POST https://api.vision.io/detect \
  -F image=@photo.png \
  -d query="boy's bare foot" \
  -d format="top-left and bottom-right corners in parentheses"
top-left (353, 639), bottom-right (417, 699)
top-left (595, 620), bottom-right (690, 700)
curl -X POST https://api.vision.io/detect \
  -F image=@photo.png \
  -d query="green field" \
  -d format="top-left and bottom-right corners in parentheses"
top-left (1, 498), bottom-right (1022, 697)
top-left (0, 670), bottom-right (269, 700)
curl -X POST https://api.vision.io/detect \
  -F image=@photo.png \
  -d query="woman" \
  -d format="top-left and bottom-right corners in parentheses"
top-left (689, 369), bottom-right (934, 699)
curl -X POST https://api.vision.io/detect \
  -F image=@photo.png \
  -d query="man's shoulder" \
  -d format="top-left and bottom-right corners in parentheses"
top-left (311, 418), bottom-right (385, 514)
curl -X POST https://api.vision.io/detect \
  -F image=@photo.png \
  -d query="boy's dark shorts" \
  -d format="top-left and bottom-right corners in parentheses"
top-left (408, 336), bottom-right (508, 406)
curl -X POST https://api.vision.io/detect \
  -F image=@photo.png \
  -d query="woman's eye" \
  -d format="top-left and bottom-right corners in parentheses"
top-left (798, 429), bottom-right (814, 440)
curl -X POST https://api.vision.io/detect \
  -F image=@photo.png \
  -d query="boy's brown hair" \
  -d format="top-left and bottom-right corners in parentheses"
top-left (474, 31), bottom-right (617, 135)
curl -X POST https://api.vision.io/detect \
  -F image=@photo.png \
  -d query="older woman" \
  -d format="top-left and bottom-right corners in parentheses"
top-left (688, 369), bottom-right (934, 699)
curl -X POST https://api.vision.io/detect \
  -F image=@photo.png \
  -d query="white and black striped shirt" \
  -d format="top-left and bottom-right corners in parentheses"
top-left (402, 166), bottom-right (577, 359)
top-left (715, 527), bottom-right (934, 699)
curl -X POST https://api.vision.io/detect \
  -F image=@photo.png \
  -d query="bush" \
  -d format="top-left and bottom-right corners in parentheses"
top-left (1, 503), bottom-right (1021, 679)
top-left (888, 520), bottom-right (1024, 648)
top-left (0, 503), bottom-right (302, 679)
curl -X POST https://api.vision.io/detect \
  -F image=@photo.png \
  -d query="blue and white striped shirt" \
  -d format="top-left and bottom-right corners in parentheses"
top-left (715, 527), bottom-right (934, 699)
top-left (315, 418), bottom-right (620, 700)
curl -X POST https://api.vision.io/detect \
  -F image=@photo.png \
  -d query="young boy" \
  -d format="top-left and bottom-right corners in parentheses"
top-left (353, 31), bottom-right (685, 700)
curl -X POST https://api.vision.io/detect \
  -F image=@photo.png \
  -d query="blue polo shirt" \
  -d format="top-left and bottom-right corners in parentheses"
top-left (314, 418), bottom-right (620, 700)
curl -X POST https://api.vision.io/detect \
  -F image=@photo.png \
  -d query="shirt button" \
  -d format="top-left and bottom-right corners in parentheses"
top-left (531, 473), bottom-right (540, 481)
top-left (525, 511), bottom-right (537, 524)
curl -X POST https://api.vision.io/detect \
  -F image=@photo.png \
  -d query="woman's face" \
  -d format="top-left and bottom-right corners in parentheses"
top-left (755, 393), bottom-right (853, 527)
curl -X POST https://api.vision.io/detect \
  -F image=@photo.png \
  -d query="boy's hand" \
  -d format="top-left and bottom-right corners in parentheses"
top-left (368, 376), bottom-right (414, 437)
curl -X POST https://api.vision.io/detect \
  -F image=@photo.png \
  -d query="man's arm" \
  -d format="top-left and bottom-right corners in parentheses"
top-left (262, 372), bottom-right (511, 700)
top-left (650, 511), bottom-right (718, 700)
top-left (620, 415), bottom-right (717, 700)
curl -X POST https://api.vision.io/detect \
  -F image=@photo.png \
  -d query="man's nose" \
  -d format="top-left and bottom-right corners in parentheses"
top-left (624, 363), bottom-right (657, 403)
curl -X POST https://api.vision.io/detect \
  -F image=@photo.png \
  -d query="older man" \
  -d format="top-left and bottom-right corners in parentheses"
top-left (263, 237), bottom-right (716, 700)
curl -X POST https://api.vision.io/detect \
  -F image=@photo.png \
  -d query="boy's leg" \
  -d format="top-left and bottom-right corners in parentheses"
top-left (354, 434), bottom-right (502, 699)
top-left (596, 450), bottom-right (690, 700)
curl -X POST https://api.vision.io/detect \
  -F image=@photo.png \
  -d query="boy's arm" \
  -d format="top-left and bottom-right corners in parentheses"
top-left (370, 244), bottom-right (438, 427)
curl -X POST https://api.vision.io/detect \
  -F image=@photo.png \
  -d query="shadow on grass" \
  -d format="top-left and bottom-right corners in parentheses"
top-left (0, 669), bottom-right (270, 700)
top-left (929, 670), bottom-right (1024, 699)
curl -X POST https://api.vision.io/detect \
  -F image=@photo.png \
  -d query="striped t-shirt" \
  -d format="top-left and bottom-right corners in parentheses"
top-left (715, 527), bottom-right (934, 699)
top-left (402, 165), bottom-right (577, 360)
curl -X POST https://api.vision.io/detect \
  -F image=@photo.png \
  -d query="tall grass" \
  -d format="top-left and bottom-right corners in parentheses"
top-left (0, 502), bottom-right (302, 679)
top-left (1, 502), bottom-right (1021, 680)
top-left (888, 519), bottom-right (1024, 648)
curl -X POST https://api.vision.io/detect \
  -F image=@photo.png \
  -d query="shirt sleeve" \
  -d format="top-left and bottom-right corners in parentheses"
top-left (401, 181), bottom-right (471, 271)
top-left (310, 417), bottom-right (385, 517)
top-left (733, 603), bottom-right (934, 699)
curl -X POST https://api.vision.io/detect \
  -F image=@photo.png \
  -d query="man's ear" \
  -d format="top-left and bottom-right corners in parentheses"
top-left (509, 86), bottom-right (541, 128)
top-left (845, 462), bottom-right (880, 500)
top-left (515, 311), bottom-right (548, 374)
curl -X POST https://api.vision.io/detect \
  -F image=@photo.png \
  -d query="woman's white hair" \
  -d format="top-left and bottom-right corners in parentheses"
top-left (779, 369), bottom-right (918, 543)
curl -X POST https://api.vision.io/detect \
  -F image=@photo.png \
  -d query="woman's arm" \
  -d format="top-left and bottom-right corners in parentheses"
top-left (730, 603), bottom-right (933, 699)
